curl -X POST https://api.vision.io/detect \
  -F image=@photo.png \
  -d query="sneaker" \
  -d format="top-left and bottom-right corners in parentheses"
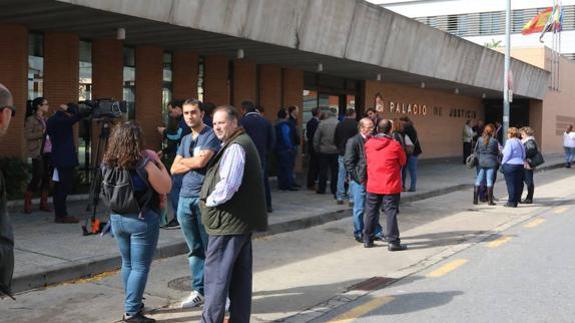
top-left (180, 290), bottom-right (204, 308)
top-left (225, 297), bottom-right (231, 312)
top-left (162, 218), bottom-right (180, 230)
top-left (123, 312), bottom-right (155, 323)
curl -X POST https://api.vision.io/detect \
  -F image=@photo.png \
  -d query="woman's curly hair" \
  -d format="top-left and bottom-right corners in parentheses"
top-left (102, 121), bottom-right (145, 169)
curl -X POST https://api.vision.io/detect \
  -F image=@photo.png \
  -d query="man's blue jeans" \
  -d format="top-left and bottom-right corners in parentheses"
top-left (350, 181), bottom-right (382, 239)
top-left (110, 211), bottom-right (160, 316)
top-left (169, 174), bottom-right (183, 217)
top-left (177, 196), bottom-right (209, 295)
top-left (336, 156), bottom-right (350, 201)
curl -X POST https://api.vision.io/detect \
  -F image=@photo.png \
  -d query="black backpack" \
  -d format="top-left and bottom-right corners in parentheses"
top-left (100, 157), bottom-right (154, 215)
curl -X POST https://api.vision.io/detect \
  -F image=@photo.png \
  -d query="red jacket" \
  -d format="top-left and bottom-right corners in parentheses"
top-left (365, 134), bottom-right (407, 194)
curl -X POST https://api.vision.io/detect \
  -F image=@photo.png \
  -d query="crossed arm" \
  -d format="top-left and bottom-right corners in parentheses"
top-left (170, 149), bottom-right (215, 175)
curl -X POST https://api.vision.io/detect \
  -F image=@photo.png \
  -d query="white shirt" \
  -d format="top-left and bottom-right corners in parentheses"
top-left (205, 143), bottom-right (246, 207)
top-left (563, 132), bottom-right (575, 148)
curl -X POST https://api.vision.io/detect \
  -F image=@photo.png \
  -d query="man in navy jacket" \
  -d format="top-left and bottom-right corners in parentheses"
top-left (240, 101), bottom-right (275, 212)
top-left (47, 103), bottom-right (83, 223)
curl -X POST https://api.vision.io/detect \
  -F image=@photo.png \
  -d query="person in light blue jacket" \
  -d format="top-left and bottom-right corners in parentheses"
top-left (500, 127), bottom-right (526, 208)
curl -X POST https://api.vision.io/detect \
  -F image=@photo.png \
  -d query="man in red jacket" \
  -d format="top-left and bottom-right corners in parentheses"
top-left (364, 119), bottom-right (407, 251)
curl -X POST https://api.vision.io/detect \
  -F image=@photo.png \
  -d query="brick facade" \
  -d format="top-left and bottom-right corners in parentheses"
top-left (258, 64), bottom-right (282, 119)
top-left (282, 68), bottom-right (304, 171)
top-left (232, 60), bottom-right (257, 108)
top-left (44, 33), bottom-right (79, 108)
top-left (135, 46), bottom-right (163, 150)
top-left (203, 55), bottom-right (229, 106)
top-left (173, 51), bottom-right (198, 100)
top-left (92, 38), bottom-right (123, 100)
top-left (0, 24), bottom-right (27, 158)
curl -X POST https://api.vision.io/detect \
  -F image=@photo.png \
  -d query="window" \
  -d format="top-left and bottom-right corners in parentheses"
top-left (123, 47), bottom-right (136, 120)
top-left (162, 52), bottom-right (173, 123)
top-left (197, 56), bottom-right (205, 102)
top-left (480, 11), bottom-right (504, 35)
top-left (78, 40), bottom-right (92, 170)
top-left (447, 15), bottom-right (458, 33)
top-left (28, 33), bottom-right (44, 100)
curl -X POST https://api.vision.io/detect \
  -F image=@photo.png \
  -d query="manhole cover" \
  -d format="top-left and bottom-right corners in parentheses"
top-left (167, 276), bottom-right (192, 292)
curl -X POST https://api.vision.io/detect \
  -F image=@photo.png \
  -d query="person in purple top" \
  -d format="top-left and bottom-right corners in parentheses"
top-left (500, 127), bottom-right (526, 208)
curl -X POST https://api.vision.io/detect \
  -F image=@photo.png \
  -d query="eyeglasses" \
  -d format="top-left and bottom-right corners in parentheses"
top-left (1, 105), bottom-right (15, 117)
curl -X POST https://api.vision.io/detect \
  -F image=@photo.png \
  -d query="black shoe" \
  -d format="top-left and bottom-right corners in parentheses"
top-left (293, 183), bottom-right (302, 188)
top-left (123, 312), bottom-right (155, 323)
top-left (374, 235), bottom-right (385, 242)
top-left (504, 202), bottom-right (517, 208)
top-left (348, 201), bottom-right (354, 207)
top-left (316, 191), bottom-right (325, 194)
top-left (162, 218), bottom-right (180, 229)
top-left (364, 241), bottom-right (375, 248)
top-left (519, 198), bottom-right (533, 204)
top-left (267, 206), bottom-right (274, 213)
top-left (407, 188), bottom-right (416, 192)
top-left (388, 243), bottom-right (407, 252)
top-left (287, 187), bottom-right (299, 191)
top-left (354, 235), bottom-right (363, 243)
top-left (336, 200), bottom-right (344, 205)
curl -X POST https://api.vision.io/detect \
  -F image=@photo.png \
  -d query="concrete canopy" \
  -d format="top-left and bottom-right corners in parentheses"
top-left (1, 0), bottom-right (549, 99)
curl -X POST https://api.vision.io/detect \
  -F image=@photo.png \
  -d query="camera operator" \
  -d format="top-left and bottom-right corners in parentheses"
top-left (47, 102), bottom-right (85, 224)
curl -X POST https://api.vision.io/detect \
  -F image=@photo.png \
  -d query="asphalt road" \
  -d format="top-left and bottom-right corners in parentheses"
top-left (2, 167), bottom-right (575, 323)
top-left (317, 185), bottom-right (575, 322)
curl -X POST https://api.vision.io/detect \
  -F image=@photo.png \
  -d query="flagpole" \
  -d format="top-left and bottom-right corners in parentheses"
top-left (503, 0), bottom-right (511, 143)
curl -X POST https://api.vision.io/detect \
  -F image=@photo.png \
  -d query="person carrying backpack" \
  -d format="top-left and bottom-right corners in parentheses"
top-left (101, 121), bottom-right (172, 323)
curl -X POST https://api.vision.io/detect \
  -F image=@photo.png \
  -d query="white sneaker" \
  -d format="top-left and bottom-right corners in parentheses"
top-left (225, 297), bottom-right (231, 312)
top-left (180, 290), bottom-right (204, 308)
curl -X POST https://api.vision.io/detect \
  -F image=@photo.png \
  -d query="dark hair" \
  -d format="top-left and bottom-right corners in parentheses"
top-left (214, 105), bottom-right (240, 122)
top-left (182, 98), bottom-right (204, 111)
top-left (365, 108), bottom-right (376, 116)
top-left (311, 107), bottom-right (319, 117)
top-left (102, 121), bottom-right (144, 169)
top-left (277, 108), bottom-right (288, 119)
top-left (567, 125), bottom-right (573, 133)
top-left (377, 119), bottom-right (392, 134)
top-left (241, 100), bottom-right (256, 113)
top-left (345, 108), bottom-right (355, 117)
top-left (66, 102), bottom-right (79, 114)
top-left (168, 99), bottom-right (183, 109)
top-left (256, 105), bottom-right (265, 113)
top-left (32, 97), bottom-right (46, 113)
top-left (288, 105), bottom-right (297, 113)
top-left (203, 102), bottom-right (216, 116)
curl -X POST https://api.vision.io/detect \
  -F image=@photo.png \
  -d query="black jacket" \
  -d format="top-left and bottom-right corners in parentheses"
top-left (306, 117), bottom-right (319, 154)
top-left (334, 118), bottom-right (358, 156)
top-left (0, 169), bottom-right (13, 299)
top-left (240, 112), bottom-right (275, 162)
top-left (344, 133), bottom-right (367, 184)
top-left (403, 124), bottom-right (422, 156)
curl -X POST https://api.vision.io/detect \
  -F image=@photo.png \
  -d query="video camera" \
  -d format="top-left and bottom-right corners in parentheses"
top-left (79, 98), bottom-right (127, 120)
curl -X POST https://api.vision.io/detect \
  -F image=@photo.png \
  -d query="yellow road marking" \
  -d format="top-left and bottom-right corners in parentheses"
top-left (426, 259), bottom-right (468, 278)
top-left (524, 218), bottom-right (545, 228)
top-left (554, 207), bottom-right (568, 214)
top-left (328, 296), bottom-right (395, 323)
top-left (486, 235), bottom-right (512, 248)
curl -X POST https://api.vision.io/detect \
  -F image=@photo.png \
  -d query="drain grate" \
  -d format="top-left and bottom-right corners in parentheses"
top-left (348, 276), bottom-right (396, 291)
top-left (167, 276), bottom-right (192, 292)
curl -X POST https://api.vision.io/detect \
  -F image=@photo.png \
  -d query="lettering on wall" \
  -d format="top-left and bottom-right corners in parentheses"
top-left (385, 101), bottom-right (476, 119)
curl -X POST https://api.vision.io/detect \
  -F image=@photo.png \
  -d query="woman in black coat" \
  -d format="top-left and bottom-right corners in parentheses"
top-left (520, 127), bottom-right (540, 204)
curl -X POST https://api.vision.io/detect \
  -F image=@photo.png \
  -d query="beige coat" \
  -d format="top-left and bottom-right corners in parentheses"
top-left (25, 115), bottom-right (46, 158)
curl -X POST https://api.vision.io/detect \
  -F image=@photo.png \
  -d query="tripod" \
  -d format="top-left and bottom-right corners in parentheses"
top-left (82, 118), bottom-right (114, 236)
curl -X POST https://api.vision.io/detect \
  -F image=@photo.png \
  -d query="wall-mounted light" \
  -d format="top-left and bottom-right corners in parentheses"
top-left (454, 88), bottom-right (460, 95)
top-left (376, 73), bottom-right (382, 81)
top-left (420, 81), bottom-right (426, 89)
top-left (237, 49), bottom-right (244, 59)
top-left (316, 63), bottom-right (323, 72)
top-left (116, 27), bottom-right (126, 40)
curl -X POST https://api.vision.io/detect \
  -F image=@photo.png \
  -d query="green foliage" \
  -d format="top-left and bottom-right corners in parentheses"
top-left (484, 39), bottom-right (502, 49)
top-left (0, 157), bottom-right (30, 200)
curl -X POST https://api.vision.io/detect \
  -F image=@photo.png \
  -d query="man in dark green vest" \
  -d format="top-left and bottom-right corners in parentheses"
top-left (200, 105), bottom-right (267, 323)
top-left (0, 83), bottom-right (15, 299)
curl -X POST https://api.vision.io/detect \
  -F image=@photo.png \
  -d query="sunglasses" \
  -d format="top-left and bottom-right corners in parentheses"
top-left (1, 105), bottom-right (15, 117)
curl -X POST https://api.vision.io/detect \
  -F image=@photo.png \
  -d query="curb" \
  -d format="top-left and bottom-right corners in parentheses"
top-left (11, 160), bottom-right (565, 294)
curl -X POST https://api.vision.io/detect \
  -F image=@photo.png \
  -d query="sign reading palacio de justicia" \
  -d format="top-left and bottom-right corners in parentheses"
top-left (383, 100), bottom-right (478, 119)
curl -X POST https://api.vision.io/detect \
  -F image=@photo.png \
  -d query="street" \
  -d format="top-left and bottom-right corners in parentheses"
top-left (1, 167), bottom-right (575, 323)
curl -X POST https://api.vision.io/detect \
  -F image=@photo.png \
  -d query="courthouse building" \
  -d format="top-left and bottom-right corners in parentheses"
top-left (0, 0), bottom-right (573, 166)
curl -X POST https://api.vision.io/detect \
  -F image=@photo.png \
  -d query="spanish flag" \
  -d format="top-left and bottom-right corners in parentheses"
top-left (522, 7), bottom-right (552, 35)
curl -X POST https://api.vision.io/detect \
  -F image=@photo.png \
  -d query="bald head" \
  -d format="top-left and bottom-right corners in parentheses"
top-left (377, 119), bottom-right (392, 135)
top-left (0, 83), bottom-right (13, 136)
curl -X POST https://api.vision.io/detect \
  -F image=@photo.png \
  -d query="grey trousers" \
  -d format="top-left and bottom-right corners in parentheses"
top-left (201, 234), bottom-right (252, 323)
top-left (363, 193), bottom-right (401, 244)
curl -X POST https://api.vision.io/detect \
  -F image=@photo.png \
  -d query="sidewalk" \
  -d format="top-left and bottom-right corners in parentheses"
top-left (8, 154), bottom-right (566, 294)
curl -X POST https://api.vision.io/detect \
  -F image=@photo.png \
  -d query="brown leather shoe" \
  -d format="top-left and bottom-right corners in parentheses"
top-left (39, 191), bottom-right (52, 212)
top-left (54, 216), bottom-right (79, 224)
top-left (23, 191), bottom-right (33, 214)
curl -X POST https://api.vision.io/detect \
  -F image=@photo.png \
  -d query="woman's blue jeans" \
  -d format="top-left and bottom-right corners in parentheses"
top-left (402, 155), bottom-right (418, 190)
top-left (475, 167), bottom-right (495, 187)
top-left (111, 211), bottom-right (160, 316)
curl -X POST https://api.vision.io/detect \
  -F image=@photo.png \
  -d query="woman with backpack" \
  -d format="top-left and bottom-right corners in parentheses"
top-left (520, 127), bottom-right (542, 204)
top-left (473, 124), bottom-right (499, 206)
top-left (102, 121), bottom-right (172, 323)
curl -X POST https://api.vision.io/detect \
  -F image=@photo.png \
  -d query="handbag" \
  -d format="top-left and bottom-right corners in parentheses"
top-left (527, 151), bottom-right (544, 168)
top-left (465, 141), bottom-right (479, 169)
